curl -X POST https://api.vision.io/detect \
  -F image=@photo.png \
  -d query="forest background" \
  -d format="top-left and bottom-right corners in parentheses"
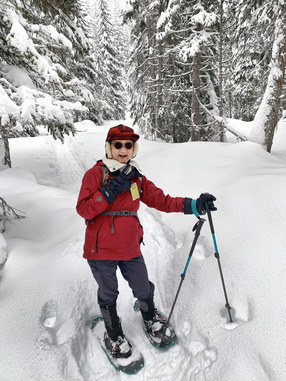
top-left (0, 0), bottom-right (286, 224)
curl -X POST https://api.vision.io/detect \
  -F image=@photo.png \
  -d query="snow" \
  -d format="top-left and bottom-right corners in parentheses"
top-left (0, 85), bottom-right (19, 125)
top-left (5, 11), bottom-right (60, 85)
top-left (37, 56), bottom-right (60, 83)
top-left (40, 25), bottom-right (73, 51)
top-left (0, 64), bottom-right (87, 134)
top-left (0, 65), bottom-right (36, 89)
top-left (0, 233), bottom-right (8, 264)
top-left (191, 5), bottom-right (216, 27)
top-left (1, 118), bottom-right (286, 380)
top-left (6, 12), bottom-right (35, 55)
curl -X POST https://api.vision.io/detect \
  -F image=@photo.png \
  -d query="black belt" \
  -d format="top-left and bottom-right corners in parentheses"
top-left (100, 211), bottom-right (138, 217)
top-left (99, 210), bottom-right (138, 233)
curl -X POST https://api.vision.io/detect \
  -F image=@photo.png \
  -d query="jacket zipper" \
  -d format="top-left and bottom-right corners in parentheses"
top-left (95, 228), bottom-right (101, 253)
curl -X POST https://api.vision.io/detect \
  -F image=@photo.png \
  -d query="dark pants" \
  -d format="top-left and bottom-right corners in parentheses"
top-left (88, 255), bottom-right (154, 305)
top-left (88, 255), bottom-right (155, 339)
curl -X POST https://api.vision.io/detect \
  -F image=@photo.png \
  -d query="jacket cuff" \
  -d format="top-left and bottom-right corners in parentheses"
top-left (183, 198), bottom-right (199, 218)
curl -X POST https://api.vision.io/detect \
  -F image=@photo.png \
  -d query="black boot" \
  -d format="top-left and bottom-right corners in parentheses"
top-left (138, 296), bottom-right (156, 321)
top-left (139, 297), bottom-right (167, 338)
top-left (100, 302), bottom-right (123, 340)
top-left (138, 282), bottom-right (156, 321)
top-left (100, 302), bottom-right (132, 358)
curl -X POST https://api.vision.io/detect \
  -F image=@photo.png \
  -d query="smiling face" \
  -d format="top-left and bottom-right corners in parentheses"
top-left (110, 140), bottom-right (134, 163)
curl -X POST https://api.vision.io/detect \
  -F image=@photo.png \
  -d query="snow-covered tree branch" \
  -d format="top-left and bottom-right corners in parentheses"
top-left (0, 0), bottom-right (98, 166)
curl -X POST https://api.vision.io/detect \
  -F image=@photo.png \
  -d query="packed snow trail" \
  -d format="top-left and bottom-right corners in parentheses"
top-left (1, 119), bottom-right (286, 380)
top-left (6, 121), bottom-right (220, 380)
top-left (35, 205), bottom-right (218, 381)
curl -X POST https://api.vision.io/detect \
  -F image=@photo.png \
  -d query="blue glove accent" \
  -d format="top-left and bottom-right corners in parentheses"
top-left (184, 194), bottom-right (216, 217)
top-left (191, 199), bottom-right (200, 218)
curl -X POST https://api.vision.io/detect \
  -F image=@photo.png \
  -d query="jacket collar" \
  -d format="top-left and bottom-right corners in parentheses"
top-left (102, 157), bottom-right (141, 174)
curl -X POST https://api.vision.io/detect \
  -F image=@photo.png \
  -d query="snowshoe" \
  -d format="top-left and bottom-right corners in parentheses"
top-left (133, 300), bottom-right (177, 350)
top-left (91, 316), bottom-right (144, 375)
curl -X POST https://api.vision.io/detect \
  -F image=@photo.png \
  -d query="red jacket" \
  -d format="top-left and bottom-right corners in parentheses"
top-left (76, 161), bottom-right (184, 260)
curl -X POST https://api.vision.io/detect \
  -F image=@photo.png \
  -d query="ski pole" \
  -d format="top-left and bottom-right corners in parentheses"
top-left (160, 218), bottom-right (206, 347)
top-left (206, 206), bottom-right (233, 323)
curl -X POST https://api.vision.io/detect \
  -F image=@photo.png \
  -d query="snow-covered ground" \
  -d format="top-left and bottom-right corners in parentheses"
top-left (1, 118), bottom-right (286, 381)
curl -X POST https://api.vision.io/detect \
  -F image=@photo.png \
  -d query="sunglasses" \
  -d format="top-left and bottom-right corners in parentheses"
top-left (112, 142), bottom-right (134, 150)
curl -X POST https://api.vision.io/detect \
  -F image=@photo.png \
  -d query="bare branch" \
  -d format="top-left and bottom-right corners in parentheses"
top-left (0, 198), bottom-right (25, 233)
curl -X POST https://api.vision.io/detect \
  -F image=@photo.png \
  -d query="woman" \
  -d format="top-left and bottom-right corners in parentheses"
top-left (76, 124), bottom-right (216, 359)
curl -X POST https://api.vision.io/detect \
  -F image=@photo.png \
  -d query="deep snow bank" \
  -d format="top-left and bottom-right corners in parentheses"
top-left (0, 119), bottom-right (286, 380)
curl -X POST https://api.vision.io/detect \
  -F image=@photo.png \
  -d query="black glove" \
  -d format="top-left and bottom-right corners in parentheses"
top-left (99, 163), bottom-right (140, 204)
top-left (184, 193), bottom-right (217, 217)
top-left (196, 193), bottom-right (217, 214)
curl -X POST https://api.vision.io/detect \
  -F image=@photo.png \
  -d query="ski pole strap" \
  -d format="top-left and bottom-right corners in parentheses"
top-left (191, 199), bottom-right (200, 218)
top-left (99, 210), bottom-right (138, 234)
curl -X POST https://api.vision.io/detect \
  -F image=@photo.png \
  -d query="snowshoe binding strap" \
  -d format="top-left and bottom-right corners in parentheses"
top-left (104, 333), bottom-right (132, 359)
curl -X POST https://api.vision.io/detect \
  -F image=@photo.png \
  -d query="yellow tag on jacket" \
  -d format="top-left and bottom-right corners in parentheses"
top-left (130, 182), bottom-right (140, 200)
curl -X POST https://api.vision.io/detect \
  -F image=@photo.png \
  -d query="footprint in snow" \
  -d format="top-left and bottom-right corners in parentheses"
top-left (40, 299), bottom-right (58, 328)
top-left (193, 237), bottom-right (213, 260)
top-left (38, 299), bottom-right (58, 347)
top-left (184, 336), bottom-right (218, 380)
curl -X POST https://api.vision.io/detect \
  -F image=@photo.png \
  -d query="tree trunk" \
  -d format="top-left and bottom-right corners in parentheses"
top-left (218, 0), bottom-right (224, 142)
top-left (190, 16), bottom-right (202, 142)
top-left (250, 1), bottom-right (286, 152)
top-left (0, 121), bottom-right (12, 168)
top-left (146, 0), bottom-right (158, 130)
top-left (191, 50), bottom-right (201, 141)
top-left (156, 0), bottom-right (164, 134)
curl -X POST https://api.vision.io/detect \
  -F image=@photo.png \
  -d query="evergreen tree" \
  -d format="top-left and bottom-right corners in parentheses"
top-left (125, 0), bottom-right (179, 141)
top-left (93, 0), bottom-right (126, 121)
top-left (125, 0), bottom-right (220, 142)
top-left (0, 0), bottom-right (98, 166)
top-left (124, 0), bottom-right (155, 137)
top-left (224, 0), bottom-right (275, 121)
